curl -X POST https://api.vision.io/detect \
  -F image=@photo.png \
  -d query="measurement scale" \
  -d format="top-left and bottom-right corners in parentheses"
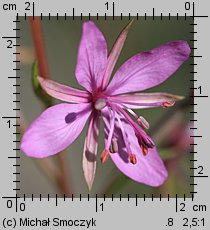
top-left (0, 0), bottom-right (209, 229)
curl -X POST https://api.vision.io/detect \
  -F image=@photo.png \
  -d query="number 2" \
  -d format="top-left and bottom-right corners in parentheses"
top-left (25, 2), bottom-right (30, 10)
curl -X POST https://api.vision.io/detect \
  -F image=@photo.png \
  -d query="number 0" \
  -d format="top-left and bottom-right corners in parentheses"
top-left (185, 2), bottom-right (191, 10)
top-left (19, 203), bottom-right (26, 211)
top-left (7, 200), bottom-right (13, 208)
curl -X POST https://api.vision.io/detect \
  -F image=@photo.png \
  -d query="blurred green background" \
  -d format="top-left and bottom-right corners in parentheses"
top-left (19, 17), bottom-right (193, 197)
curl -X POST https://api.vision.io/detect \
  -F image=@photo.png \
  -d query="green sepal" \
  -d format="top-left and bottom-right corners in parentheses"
top-left (32, 61), bottom-right (53, 107)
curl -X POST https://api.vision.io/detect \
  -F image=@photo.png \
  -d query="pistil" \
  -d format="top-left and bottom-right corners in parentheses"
top-left (94, 98), bottom-right (107, 110)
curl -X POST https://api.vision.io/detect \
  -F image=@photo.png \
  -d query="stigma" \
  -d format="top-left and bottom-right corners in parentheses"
top-left (94, 98), bottom-right (106, 110)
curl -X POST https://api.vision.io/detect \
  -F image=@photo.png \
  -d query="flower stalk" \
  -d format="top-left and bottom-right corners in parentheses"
top-left (29, 17), bottom-right (50, 79)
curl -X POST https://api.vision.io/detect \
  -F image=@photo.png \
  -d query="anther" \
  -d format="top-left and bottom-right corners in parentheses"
top-left (137, 116), bottom-right (150, 130)
top-left (129, 153), bottom-right (137, 164)
top-left (162, 101), bottom-right (175, 108)
top-left (100, 149), bottom-right (110, 164)
top-left (109, 138), bottom-right (118, 153)
top-left (141, 144), bottom-right (148, 156)
top-left (94, 98), bottom-right (106, 110)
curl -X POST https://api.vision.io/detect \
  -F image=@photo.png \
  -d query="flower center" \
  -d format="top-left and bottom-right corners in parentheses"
top-left (94, 98), bottom-right (106, 110)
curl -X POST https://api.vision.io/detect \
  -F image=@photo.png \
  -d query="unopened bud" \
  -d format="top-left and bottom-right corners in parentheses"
top-left (137, 116), bottom-right (150, 129)
top-left (109, 138), bottom-right (118, 153)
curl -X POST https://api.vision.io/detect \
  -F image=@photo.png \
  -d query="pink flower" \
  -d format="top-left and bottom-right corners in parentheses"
top-left (21, 21), bottom-right (190, 189)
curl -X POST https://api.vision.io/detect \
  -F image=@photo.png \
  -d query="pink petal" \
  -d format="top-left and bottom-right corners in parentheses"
top-left (20, 103), bottom-right (92, 158)
top-left (106, 41), bottom-right (190, 95)
top-left (83, 113), bottom-right (100, 191)
top-left (101, 20), bottom-right (133, 90)
top-left (110, 92), bottom-right (184, 109)
top-left (75, 21), bottom-right (107, 92)
top-left (102, 108), bottom-right (168, 186)
top-left (38, 77), bottom-right (90, 103)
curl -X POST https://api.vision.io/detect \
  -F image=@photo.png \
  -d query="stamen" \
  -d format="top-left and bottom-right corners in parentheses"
top-left (65, 112), bottom-right (77, 124)
top-left (94, 98), bottom-right (106, 110)
top-left (114, 104), bottom-right (151, 142)
top-left (137, 135), bottom-right (155, 150)
top-left (137, 116), bottom-right (150, 130)
top-left (111, 103), bottom-right (155, 157)
top-left (140, 144), bottom-right (148, 156)
top-left (129, 153), bottom-right (137, 164)
top-left (108, 98), bottom-right (169, 107)
top-left (127, 108), bottom-right (139, 119)
top-left (105, 109), bottom-right (116, 150)
top-left (109, 138), bottom-right (118, 153)
top-left (145, 137), bottom-right (155, 148)
top-left (126, 108), bottom-right (150, 130)
top-left (116, 112), bottom-right (132, 157)
top-left (162, 101), bottom-right (175, 108)
top-left (100, 149), bottom-right (110, 164)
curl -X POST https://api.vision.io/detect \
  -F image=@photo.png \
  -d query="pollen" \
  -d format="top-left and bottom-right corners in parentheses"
top-left (162, 101), bottom-right (175, 108)
top-left (109, 138), bottom-right (118, 153)
top-left (129, 153), bottom-right (137, 164)
top-left (137, 116), bottom-right (150, 130)
top-left (100, 149), bottom-right (110, 164)
top-left (141, 144), bottom-right (148, 156)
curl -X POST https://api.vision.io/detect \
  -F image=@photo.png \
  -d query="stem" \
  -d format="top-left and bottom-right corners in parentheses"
top-left (29, 17), bottom-right (50, 79)
top-left (29, 16), bottom-right (73, 196)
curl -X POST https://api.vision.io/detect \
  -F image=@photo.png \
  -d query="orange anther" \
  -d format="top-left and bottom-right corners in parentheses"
top-left (100, 149), bottom-right (110, 164)
top-left (141, 144), bottom-right (148, 156)
top-left (130, 153), bottom-right (137, 165)
top-left (162, 101), bottom-right (175, 108)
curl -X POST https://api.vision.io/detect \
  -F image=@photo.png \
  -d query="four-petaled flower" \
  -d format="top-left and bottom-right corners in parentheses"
top-left (21, 21), bottom-right (190, 190)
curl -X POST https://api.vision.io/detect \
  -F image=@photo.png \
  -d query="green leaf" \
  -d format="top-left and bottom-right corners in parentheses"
top-left (32, 61), bottom-right (53, 107)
